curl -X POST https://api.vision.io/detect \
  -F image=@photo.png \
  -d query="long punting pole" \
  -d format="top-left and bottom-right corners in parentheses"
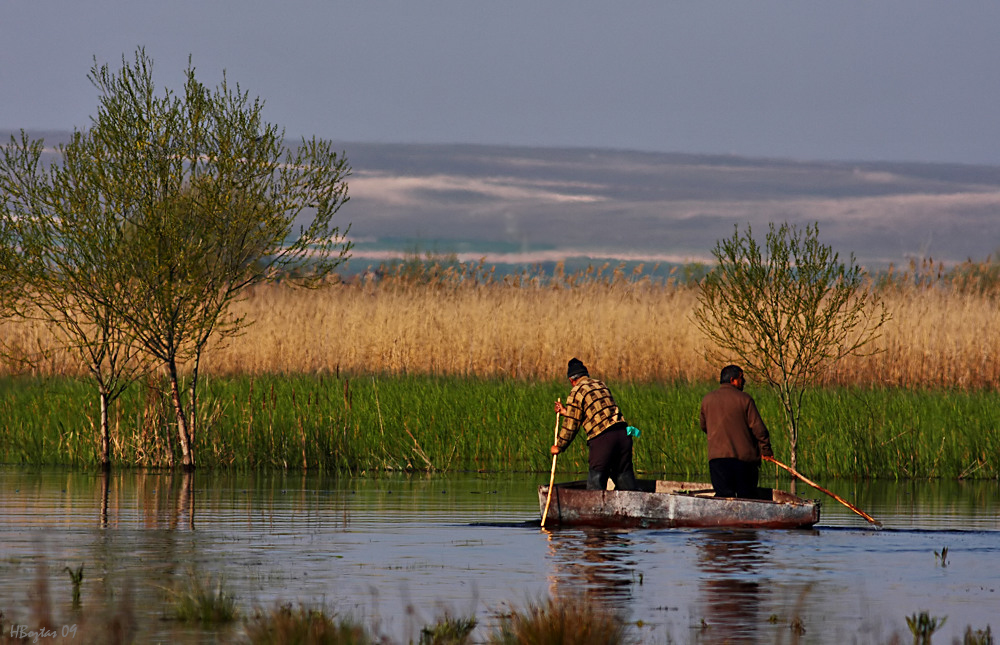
top-left (763, 455), bottom-right (882, 528)
top-left (541, 400), bottom-right (561, 528)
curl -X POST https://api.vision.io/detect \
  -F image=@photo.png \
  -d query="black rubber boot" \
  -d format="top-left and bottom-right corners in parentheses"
top-left (613, 469), bottom-right (640, 492)
top-left (586, 469), bottom-right (606, 490)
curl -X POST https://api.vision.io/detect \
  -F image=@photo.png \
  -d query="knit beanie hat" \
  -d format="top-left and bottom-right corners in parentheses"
top-left (567, 358), bottom-right (589, 379)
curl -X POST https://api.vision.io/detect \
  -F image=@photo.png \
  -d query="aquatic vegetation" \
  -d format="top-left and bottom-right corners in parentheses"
top-left (419, 612), bottom-right (477, 645)
top-left (0, 561), bottom-right (994, 645)
top-left (907, 611), bottom-right (947, 644)
top-left (244, 603), bottom-right (375, 645)
top-left (64, 564), bottom-right (84, 609)
top-left (935, 546), bottom-right (949, 567)
top-left (166, 572), bottom-right (239, 625)
top-left (1, 373), bottom-right (998, 479)
top-left (963, 625), bottom-right (994, 645)
top-left (488, 596), bottom-right (628, 645)
top-left (0, 563), bottom-right (135, 644)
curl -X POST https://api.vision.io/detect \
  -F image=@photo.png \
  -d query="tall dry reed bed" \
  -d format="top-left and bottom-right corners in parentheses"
top-left (3, 260), bottom-right (999, 386)
top-left (206, 262), bottom-right (1000, 387)
top-left (204, 263), bottom-right (710, 382)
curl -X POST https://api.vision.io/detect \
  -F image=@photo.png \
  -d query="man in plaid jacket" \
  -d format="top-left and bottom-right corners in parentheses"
top-left (551, 358), bottom-right (639, 491)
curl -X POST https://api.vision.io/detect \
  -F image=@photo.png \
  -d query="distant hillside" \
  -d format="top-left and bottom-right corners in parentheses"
top-left (337, 142), bottom-right (1000, 270)
top-left (9, 131), bottom-right (1000, 270)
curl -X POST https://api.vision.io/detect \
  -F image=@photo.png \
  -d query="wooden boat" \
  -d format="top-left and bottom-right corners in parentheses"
top-left (539, 479), bottom-right (820, 529)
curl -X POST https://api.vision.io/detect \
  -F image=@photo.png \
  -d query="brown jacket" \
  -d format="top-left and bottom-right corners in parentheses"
top-left (699, 384), bottom-right (773, 462)
top-left (555, 376), bottom-right (625, 451)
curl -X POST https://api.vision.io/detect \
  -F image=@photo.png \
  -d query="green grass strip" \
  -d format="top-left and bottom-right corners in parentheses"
top-left (0, 374), bottom-right (997, 479)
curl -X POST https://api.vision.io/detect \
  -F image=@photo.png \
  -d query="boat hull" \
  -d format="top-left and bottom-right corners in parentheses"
top-left (539, 480), bottom-right (820, 529)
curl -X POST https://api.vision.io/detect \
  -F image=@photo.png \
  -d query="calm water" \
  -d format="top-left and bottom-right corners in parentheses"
top-left (1, 467), bottom-right (997, 644)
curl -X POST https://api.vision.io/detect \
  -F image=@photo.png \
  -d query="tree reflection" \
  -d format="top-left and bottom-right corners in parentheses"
top-left (98, 470), bottom-right (195, 530)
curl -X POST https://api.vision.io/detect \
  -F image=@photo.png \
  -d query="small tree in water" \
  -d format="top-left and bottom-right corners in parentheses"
top-left (693, 222), bottom-right (888, 470)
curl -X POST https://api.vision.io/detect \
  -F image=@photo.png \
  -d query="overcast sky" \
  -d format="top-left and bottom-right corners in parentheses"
top-left (3, 2), bottom-right (999, 165)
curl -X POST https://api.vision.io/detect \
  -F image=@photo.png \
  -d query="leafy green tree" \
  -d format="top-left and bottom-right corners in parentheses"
top-left (97, 49), bottom-right (353, 470)
top-left (693, 222), bottom-right (888, 469)
top-left (1, 131), bottom-right (147, 468)
top-left (1, 48), bottom-right (353, 469)
top-left (0, 181), bottom-right (23, 325)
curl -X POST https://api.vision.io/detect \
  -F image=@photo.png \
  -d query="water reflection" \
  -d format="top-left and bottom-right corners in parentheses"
top-left (695, 530), bottom-right (770, 644)
top-left (2, 469), bottom-right (999, 644)
top-left (99, 470), bottom-right (195, 530)
top-left (545, 528), bottom-right (637, 608)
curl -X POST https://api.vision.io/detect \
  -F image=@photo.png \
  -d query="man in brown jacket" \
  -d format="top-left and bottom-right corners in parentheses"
top-left (699, 364), bottom-right (774, 498)
top-left (551, 358), bottom-right (639, 491)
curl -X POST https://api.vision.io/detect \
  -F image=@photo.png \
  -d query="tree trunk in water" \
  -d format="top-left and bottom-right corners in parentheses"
top-left (176, 470), bottom-right (195, 530)
top-left (100, 388), bottom-right (111, 471)
top-left (788, 424), bottom-right (798, 495)
top-left (188, 354), bottom-right (200, 449)
top-left (167, 360), bottom-right (194, 470)
top-left (779, 390), bottom-right (799, 494)
top-left (99, 470), bottom-right (110, 529)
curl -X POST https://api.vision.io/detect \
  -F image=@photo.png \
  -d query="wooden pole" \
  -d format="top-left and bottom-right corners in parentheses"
top-left (763, 455), bottom-right (882, 528)
top-left (541, 399), bottom-right (561, 528)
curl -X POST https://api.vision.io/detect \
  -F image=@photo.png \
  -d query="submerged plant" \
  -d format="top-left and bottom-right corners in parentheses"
top-left (907, 611), bottom-right (947, 644)
top-left (963, 625), bottom-right (994, 645)
top-left (934, 546), bottom-right (949, 567)
top-left (64, 564), bottom-right (84, 609)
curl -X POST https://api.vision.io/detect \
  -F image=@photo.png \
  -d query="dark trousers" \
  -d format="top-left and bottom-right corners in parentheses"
top-left (586, 422), bottom-right (639, 491)
top-left (709, 458), bottom-right (761, 498)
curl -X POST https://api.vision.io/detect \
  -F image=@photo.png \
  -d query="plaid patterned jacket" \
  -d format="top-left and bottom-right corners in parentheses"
top-left (555, 376), bottom-right (626, 451)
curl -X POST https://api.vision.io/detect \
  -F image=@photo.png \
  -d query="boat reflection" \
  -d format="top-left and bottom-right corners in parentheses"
top-left (543, 527), bottom-right (637, 609)
top-left (694, 529), bottom-right (771, 644)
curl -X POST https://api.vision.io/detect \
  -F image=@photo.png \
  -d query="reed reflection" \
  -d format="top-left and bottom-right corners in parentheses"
top-left (694, 530), bottom-right (770, 644)
top-left (544, 527), bottom-right (637, 610)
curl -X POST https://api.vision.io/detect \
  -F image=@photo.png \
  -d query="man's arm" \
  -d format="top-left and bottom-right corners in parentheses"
top-left (746, 398), bottom-right (774, 457)
top-left (553, 388), bottom-right (584, 452)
